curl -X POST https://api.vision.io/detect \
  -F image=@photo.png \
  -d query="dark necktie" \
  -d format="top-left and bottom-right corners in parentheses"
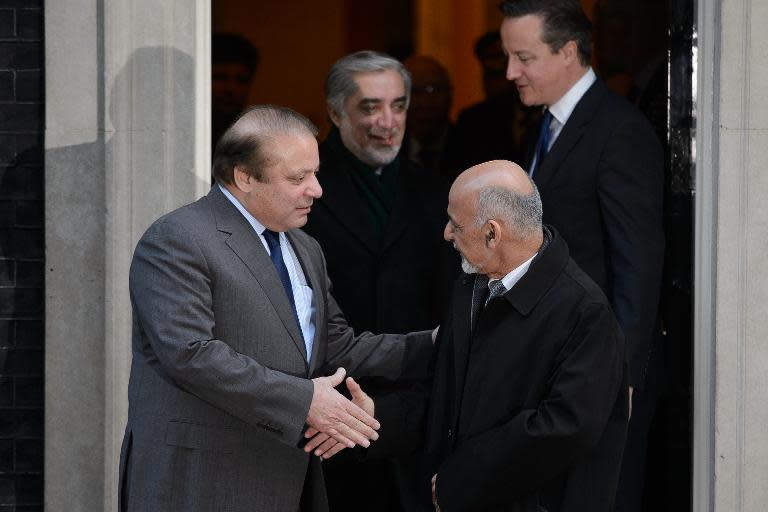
top-left (485, 280), bottom-right (507, 307)
top-left (530, 109), bottom-right (553, 178)
top-left (263, 230), bottom-right (300, 328)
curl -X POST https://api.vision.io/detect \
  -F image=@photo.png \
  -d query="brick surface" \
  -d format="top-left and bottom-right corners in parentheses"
top-left (0, 7), bottom-right (44, 508)
top-left (3, 349), bottom-right (42, 375)
top-left (14, 201), bottom-right (41, 227)
top-left (0, 440), bottom-right (11, 472)
top-left (15, 70), bottom-right (40, 102)
top-left (13, 377), bottom-right (41, 406)
top-left (0, 378), bottom-right (10, 405)
top-left (0, 135), bottom-right (14, 164)
top-left (0, 166), bottom-right (43, 199)
top-left (14, 320), bottom-right (41, 348)
top-left (0, 70), bottom-right (12, 101)
top-left (16, 9), bottom-right (39, 41)
top-left (0, 1), bottom-right (41, 7)
top-left (0, 42), bottom-right (40, 69)
top-left (0, 200), bottom-right (13, 226)
top-left (0, 103), bottom-right (41, 131)
top-left (0, 229), bottom-right (43, 259)
top-left (0, 258), bottom-right (13, 285)
top-left (0, 320), bottom-right (11, 347)
top-left (0, 288), bottom-right (42, 314)
top-left (15, 261), bottom-right (41, 286)
top-left (0, 9), bottom-right (13, 39)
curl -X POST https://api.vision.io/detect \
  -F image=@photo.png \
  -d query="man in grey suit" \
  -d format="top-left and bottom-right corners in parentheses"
top-left (118, 105), bottom-right (433, 512)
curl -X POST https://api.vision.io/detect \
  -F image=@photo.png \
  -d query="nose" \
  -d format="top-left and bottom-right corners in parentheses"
top-left (306, 173), bottom-right (323, 199)
top-left (443, 221), bottom-right (453, 242)
top-left (376, 106), bottom-right (396, 129)
top-left (506, 57), bottom-right (521, 81)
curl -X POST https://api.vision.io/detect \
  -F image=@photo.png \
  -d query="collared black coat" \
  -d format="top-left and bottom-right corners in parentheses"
top-left (303, 137), bottom-right (456, 337)
top-left (302, 136), bottom-right (457, 512)
top-left (374, 228), bottom-right (628, 512)
top-left (529, 78), bottom-right (664, 389)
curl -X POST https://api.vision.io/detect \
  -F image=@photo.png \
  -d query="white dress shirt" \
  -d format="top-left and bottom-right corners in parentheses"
top-left (546, 67), bottom-right (597, 149)
top-left (488, 251), bottom-right (537, 295)
top-left (219, 184), bottom-right (316, 360)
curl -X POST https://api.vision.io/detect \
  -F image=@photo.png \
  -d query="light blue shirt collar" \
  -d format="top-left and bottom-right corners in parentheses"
top-left (218, 183), bottom-right (268, 236)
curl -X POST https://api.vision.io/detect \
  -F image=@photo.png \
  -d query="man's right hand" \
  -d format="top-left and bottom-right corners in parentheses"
top-left (306, 367), bottom-right (380, 449)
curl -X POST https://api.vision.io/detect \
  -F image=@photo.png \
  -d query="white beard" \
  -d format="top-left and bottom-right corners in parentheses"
top-left (460, 255), bottom-right (481, 274)
top-left (338, 117), bottom-right (401, 167)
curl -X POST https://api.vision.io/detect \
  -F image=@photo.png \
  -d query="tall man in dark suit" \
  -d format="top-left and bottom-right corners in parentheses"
top-left (499, 2), bottom-right (665, 509)
top-left (302, 50), bottom-right (457, 512)
top-left (118, 105), bottom-right (433, 512)
top-left (308, 160), bottom-right (628, 511)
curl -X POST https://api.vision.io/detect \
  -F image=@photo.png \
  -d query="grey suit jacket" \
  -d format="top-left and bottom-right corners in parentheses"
top-left (118, 185), bottom-right (432, 512)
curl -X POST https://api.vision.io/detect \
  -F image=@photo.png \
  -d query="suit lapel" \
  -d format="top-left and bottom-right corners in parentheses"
top-left (533, 80), bottom-right (607, 190)
top-left (317, 150), bottom-right (379, 253)
top-left (210, 186), bottom-right (308, 364)
top-left (286, 231), bottom-right (326, 374)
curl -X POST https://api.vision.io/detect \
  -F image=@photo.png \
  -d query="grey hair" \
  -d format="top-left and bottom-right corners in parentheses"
top-left (475, 180), bottom-right (543, 239)
top-left (325, 50), bottom-right (411, 116)
top-left (212, 104), bottom-right (317, 184)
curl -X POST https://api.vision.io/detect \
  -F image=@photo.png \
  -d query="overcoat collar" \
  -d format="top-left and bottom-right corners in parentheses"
top-left (318, 134), bottom-right (414, 254)
top-left (498, 226), bottom-right (569, 316)
top-left (449, 226), bottom-right (569, 434)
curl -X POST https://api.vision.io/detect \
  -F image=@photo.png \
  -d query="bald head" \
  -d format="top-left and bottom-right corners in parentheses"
top-left (453, 160), bottom-right (534, 197)
top-left (453, 160), bottom-right (541, 237)
top-left (445, 160), bottom-right (543, 277)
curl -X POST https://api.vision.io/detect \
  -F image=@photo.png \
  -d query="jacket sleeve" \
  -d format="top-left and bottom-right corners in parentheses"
top-left (129, 219), bottom-right (314, 446)
top-left (597, 113), bottom-right (664, 388)
top-left (435, 303), bottom-right (625, 511)
top-left (317, 239), bottom-right (434, 382)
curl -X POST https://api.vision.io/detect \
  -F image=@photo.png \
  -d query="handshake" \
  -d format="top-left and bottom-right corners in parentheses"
top-left (304, 367), bottom-right (376, 460)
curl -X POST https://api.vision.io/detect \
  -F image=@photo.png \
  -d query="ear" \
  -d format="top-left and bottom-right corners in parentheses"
top-left (485, 220), bottom-right (502, 248)
top-left (233, 165), bottom-right (253, 193)
top-left (561, 40), bottom-right (579, 65)
top-left (328, 105), bottom-right (343, 128)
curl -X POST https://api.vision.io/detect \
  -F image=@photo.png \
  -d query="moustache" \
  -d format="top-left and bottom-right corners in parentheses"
top-left (368, 127), bottom-right (400, 139)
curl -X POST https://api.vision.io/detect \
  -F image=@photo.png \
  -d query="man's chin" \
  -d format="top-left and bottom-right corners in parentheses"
top-left (361, 146), bottom-right (400, 167)
top-left (461, 259), bottom-right (481, 275)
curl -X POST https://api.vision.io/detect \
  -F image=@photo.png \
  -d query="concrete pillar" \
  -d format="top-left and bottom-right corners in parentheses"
top-left (44, 1), bottom-right (210, 510)
top-left (695, 0), bottom-right (768, 510)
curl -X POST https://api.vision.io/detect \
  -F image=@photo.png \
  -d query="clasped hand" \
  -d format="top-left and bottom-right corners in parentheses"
top-left (304, 367), bottom-right (375, 459)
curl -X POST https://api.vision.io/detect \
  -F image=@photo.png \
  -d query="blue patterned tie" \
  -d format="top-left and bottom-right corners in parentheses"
top-left (485, 279), bottom-right (507, 307)
top-left (530, 109), bottom-right (553, 178)
top-left (263, 230), bottom-right (300, 328)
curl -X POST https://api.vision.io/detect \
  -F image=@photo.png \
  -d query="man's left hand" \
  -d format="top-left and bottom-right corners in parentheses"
top-left (304, 377), bottom-right (374, 459)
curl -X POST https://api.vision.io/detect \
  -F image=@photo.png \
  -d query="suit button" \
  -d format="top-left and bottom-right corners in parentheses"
top-left (447, 429), bottom-right (453, 439)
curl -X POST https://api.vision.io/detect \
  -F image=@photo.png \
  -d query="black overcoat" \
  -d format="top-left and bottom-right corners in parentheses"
top-left (375, 228), bottom-right (628, 512)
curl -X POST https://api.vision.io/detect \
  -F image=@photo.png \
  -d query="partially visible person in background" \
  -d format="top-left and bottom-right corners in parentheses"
top-left (212, 33), bottom-right (259, 151)
top-left (303, 50), bottom-right (457, 512)
top-left (402, 55), bottom-right (460, 180)
top-left (499, 2), bottom-right (665, 510)
top-left (453, 31), bottom-right (539, 172)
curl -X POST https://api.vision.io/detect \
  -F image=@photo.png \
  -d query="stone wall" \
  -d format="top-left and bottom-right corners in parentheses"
top-left (0, 0), bottom-right (44, 509)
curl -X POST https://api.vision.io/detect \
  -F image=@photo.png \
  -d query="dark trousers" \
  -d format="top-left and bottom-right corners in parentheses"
top-left (614, 338), bottom-right (662, 512)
